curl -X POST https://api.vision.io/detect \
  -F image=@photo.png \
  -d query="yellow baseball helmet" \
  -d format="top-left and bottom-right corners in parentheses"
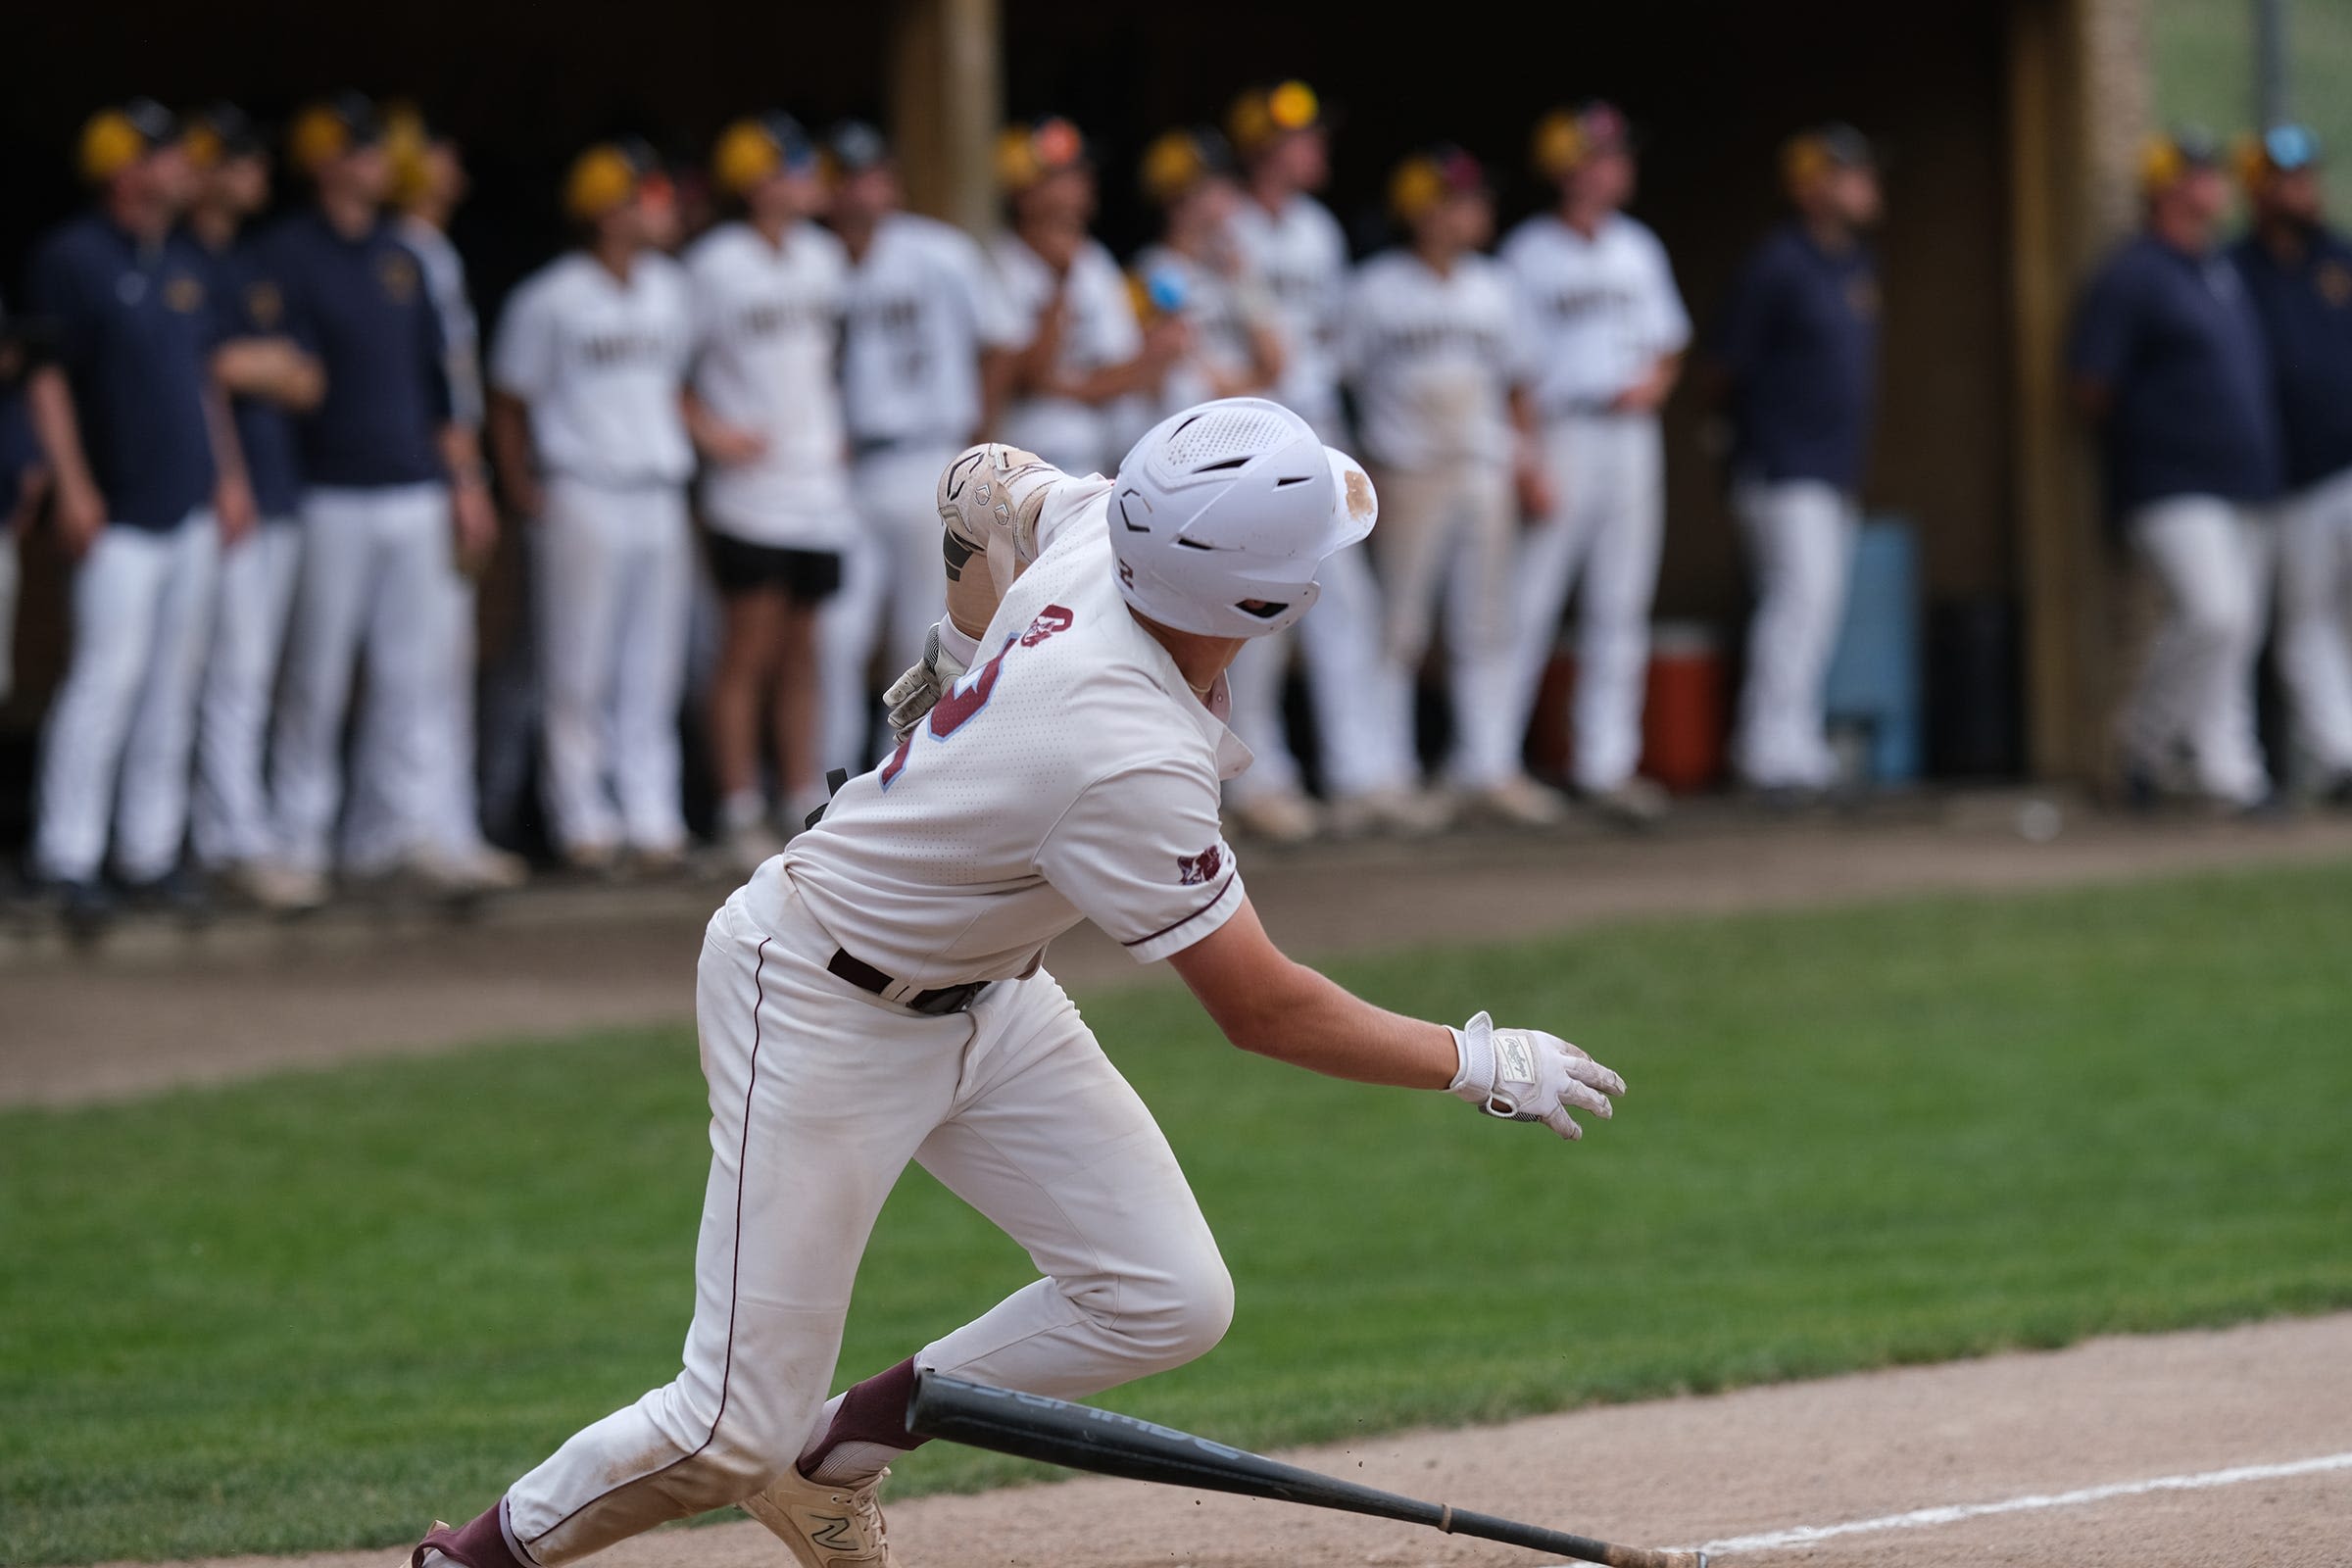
top-left (77, 99), bottom-right (180, 185)
top-left (182, 102), bottom-right (261, 172)
top-left (2137, 125), bottom-right (2221, 196)
top-left (2231, 123), bottom-right (2321, 193)
top-left (1781, 122), bottom-right (1876, 195)
top-left (288, 91), bottom-right (384, 178)
top-left (1140, 126), bottom-right (1235, 206)
top-left (565, 139), bottom-right (661, 222)
top-left (1227, 79), bottom-right (1321, 159)
top-left (1389, 144), bottom-right (1484, 224)
top-left (712, 111), bottom-right (813, 197)
top-left (1531, 101), bottom-right (1632, 181)
top-left (995, 116), bottom-right (1090, 195)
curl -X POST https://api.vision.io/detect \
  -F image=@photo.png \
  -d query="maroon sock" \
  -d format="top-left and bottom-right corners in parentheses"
top-left (417, 1498), bottom-right (529, 1568)
top-left (798, 1357), bottom-right (930, 1479)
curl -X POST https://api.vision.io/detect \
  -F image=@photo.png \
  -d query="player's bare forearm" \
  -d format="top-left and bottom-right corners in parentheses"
top-left (1168, 899), bottom-right (1458, 1090)
top-left (26, 366), bottom-right (97, 498)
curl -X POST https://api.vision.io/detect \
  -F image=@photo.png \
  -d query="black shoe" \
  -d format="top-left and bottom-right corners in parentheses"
top-left (59, 879), bottom-right (117, 942)
top-left (123, 864), bottom-right (213, 923)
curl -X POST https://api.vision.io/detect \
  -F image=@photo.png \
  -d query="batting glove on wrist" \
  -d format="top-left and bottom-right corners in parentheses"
top-left (938, 443), bottom-right (1060, 594)
top-left (1448, 1011), bottom-right (1624, 1141)
top-left (884, 620), bottom-right (973, 744)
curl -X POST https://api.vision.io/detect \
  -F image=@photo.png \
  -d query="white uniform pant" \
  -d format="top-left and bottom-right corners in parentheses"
top-left (1223, 542), bottom-right (1387, 803)
top-left (343, 564), bottom-right (484, 868)
top-left (536, 477), bottom-right (694, 855)
top-left (503, 876), bottom-right (1231, 1566)
top-left (2275, 465), bottom-right (2352, 776)
top-left (1732, 479), bottom-right (1857, 790)
top-left (192, 519), bottom-right (301, 867)
top-left (2121, 495), bottom-right (2275, 804)
top-left (0, 525), bottom-right (19, 706)
top-left (1507, 415), bottom-right (1665, 792)
top-left (33, 513), bottom-right (220, 882)
top-left (1360, 462), bottom-right (1520, 789)
top-left (818, 443), bottom-right (956, 773)
top-left (271, 483), bottom-right (455, 875)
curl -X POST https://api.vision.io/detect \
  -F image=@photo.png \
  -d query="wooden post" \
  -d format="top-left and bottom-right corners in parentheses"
top-left (890, 0), bottom-right (1002, 236)
top-left (2005, 0), bottom-right (2149, 780)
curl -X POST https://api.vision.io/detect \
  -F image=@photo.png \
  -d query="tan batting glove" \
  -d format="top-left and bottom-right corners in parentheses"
top-left (937, 443), bottom-right (1060, 596)
top-left (1449, 1011), bottom-right (1624, 1142)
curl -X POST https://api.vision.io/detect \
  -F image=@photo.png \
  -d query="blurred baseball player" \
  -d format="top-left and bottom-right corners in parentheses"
top-left (489, 141), bottom-right (696, 871)
top-left (1219, 82), bottom-right (1393, 839)
top-left (1131, 127), bottom-right (1283, 415)
top-left (25, 100), bottom-right (256, 931)
top-left (1344, 146), bottom-right (1554, 829)
top-left (2232, 125), bottom-right (2352, 803)
top-left (686, 112), bottom-right (855, 865)
top-left (1, 294), bottom-right (64, 710)
top-left (183, 104), bottom-right (328, 908)
top-left (1501, 104), bottom-right (1689, 827)
top-left (814, 120), bottom-right (1022, 772)
top-left (369, 105), bottom-right (523, 886)
top-left (990, 118), bottom-right (1183, 475)
top-left (1705, 124), bottom-right (1883, 799)
top-left (409, 402), bottom-right (1627, 1568)
top-left (265, 92), bottom-right (505, 898)
top-left (2071, 129), bottom-right (2283, 809)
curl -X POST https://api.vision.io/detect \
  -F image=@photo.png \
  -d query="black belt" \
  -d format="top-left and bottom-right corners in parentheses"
top-left (827, 948), bottom-right (991, 1015)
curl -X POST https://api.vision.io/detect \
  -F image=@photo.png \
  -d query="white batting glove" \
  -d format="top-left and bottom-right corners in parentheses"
top-left (938, 443), bottom-right (1060, 595)
top-left (884, 620), bottom-right (974, 743)
top-left (1448, 1011), bottom-right (1624, 1141)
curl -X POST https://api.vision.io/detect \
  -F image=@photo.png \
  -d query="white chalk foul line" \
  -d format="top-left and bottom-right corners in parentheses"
top-left (1686, 1449), bottom-right (2352, 1555)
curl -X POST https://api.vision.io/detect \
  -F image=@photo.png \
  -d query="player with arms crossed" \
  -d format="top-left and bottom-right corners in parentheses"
top-left (411, 398), bottom-right (1628, 1568)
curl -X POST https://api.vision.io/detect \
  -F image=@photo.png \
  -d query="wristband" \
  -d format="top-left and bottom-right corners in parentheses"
top-left (1447, 1011), bottom-right (1495, 1102)
top-left (934, 617), bottom-right (982, 668)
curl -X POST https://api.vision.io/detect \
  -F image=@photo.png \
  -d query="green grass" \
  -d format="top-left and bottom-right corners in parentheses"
top-left (5, 862), bottom-right (2352, 1563)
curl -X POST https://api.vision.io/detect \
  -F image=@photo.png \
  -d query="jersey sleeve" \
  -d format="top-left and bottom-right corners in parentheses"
top-left (2067, 257), bottom-right (2139, 389)
top-left (488, 276), bottom-right (557, 401)
top-left (1035, 757), bottom-right (1246, 963)
top-left (1030, 472), bottom-right (1116, 554)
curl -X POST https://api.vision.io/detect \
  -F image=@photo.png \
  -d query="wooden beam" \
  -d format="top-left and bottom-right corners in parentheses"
top-left (889, 0), bottom-right (1001, 235)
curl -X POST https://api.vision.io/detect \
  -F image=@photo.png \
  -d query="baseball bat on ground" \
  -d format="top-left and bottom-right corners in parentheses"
top-left (906, 1370), bottom-right (1705, 1568)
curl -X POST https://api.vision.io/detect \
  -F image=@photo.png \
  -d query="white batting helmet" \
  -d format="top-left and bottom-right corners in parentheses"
top-left (1108, 398), bottom-right (1378, 640)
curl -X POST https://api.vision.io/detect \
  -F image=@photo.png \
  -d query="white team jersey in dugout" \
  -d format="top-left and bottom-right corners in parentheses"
top-left (490, 251), bottom-right (695, 486)
top-left (684, 220), bottom-right (854, 547)
top-left (761, 475), bottom-right (1252, 988)
top-left (1342, 249), bottom-right (1538, 471)
top-left (1498, 212), bottom-right (1690, 415)
top-left (1131, 244), bottom-right (1267, 418)
top-left (840, 212), bottom-right (1022, 448)
top-left (989, 233), bottom-right (1144, 474)
top-left (1225, 193), bottom-right (1348, 432)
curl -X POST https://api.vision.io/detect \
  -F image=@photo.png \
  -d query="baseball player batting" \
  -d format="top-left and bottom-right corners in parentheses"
top-left (410, 398), bottom-right (1630, 1568)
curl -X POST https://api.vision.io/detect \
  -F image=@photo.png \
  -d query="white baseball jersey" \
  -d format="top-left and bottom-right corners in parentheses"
top-left (1342, 249), bottom-right (1538, 471)
top-left (1131, 244), bottom-right (1270, 417)
top-left (771, 474), bottom-right (1251, 986)
top-left (1500, 213), bottom-right (1690, 416)
top-left (841, 212), bottom-right (1023, 449)
top-left (398, 216), bottom-right (484, 430)
top-left (1226, 193), bottom-right (1348, 433)
top-left (684, 220), bottom-right (853, 548)
top-left (990, 233), bottom-right (1143, 475)
top-left (490, 251), bottom-right (695, 487)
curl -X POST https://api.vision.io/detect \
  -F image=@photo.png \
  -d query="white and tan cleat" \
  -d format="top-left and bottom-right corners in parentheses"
top-left (1463, 773), bottom-right (1567, 828)
top-left (1229, 789), bottom-right (1321, 845)
top-left (742, 1466), bottom-right (894, 1568)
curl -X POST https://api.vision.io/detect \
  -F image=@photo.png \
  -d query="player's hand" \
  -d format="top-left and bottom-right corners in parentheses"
top-left (938, 442), bottom-right (1059, 593)
top-left (1514, 457), bottom-right (1556, 526)
top-left (698, 420), bottom-right (769, 467)
top-left (452, 481), bottom-right (499, 570)
top-left (884, 620), bottom-right (971, 743)
top-left (1448, 1011), bottom-right (1623, 1141)
top-left (214, 472), bottom-right (258, 545)
top-left (52, 475), bottom-right (107, 560)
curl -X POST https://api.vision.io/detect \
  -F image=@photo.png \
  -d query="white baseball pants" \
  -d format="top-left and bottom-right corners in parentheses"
top-left (33, 512), bottom-right (220, 883)
top-left (501, 873), bottom-right (1231, 1565)
top-left (0, 526), bottom-right (19, 706)
top-left (535, 477), bottom-right (694, 856)
top-left (2275, 465), bottom-right (2352, 777)
top-left (1732, 479), bottom-right (1857, 790)
top-left (1357, 462), bottom-right (1522, 790)
top-left (192, 518), bottom-right (301, 868)
top-left (342, 565), bottom-right (486, 870)
top-left (1223, 541), bottom-right (1389, 804)
top-left (818, 443), bottom-right (956, 773)
top-left (1507, 415), bottom-right (1665, 793)
top-left (270, 483), bottom-right (454, 875)
top-left (2120, 495), bottom-right (2275, 804)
